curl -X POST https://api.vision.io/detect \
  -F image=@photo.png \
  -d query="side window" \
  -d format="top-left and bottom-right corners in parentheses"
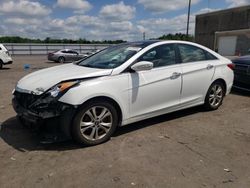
top-left (138, 44), bottom-right (176, 68)
top-left (205, 51), bottom-right (217, 60)
top-left (68, 50), bottom-right (78, 54)
top-left (178, 44), bottom-right (206, 63)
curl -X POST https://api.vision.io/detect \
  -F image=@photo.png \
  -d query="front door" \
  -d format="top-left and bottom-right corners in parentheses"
top-left (129, 44), bottom-right (182, 119)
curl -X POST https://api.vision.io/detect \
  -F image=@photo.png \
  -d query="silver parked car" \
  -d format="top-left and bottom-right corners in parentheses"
top-left (48, 49), bottom-right (88, 63)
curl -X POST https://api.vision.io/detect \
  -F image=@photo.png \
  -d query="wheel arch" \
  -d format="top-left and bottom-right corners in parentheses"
top-left (212, 78), bottom-right (227, 95)
top-left (58, 56), bottom-right (65, 62)
top-left (78, 96), bottom-right (123, 127)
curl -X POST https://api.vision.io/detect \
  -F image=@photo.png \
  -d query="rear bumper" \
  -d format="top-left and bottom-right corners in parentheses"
top-left (47, 55), bottom-right (57, 62)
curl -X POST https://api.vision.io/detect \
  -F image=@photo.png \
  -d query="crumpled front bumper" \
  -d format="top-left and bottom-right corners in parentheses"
top-left (12, 97), bottom-right (41, 124)
top-left (12, 94), bottom-right (76, 124)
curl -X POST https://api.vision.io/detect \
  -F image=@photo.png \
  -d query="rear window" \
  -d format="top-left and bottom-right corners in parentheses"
top-left (178, 44), bottom-right (217, 63)
top-left (205, 51), bottom-right (217, 60)
top-left (178, 44), bottom-right (206, 63)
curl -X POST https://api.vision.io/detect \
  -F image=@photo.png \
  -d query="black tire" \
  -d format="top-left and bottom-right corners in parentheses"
top-left (72, 100), bottom-right (118, 146)
top-left (0, 60), bottom-right (3, 69)
top-left (17, 115), bottom-right (27, 126)
top-left (204, 81), bottom-right (225, 111)
top-left (58, 56), bottom-right (65, 63)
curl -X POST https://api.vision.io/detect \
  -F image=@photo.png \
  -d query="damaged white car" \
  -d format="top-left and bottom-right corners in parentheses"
top-left (12, 40), bottom-right (234, 146)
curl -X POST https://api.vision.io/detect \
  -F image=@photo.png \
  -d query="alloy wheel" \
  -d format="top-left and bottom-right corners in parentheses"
top-left (209, 84), bottom-right (223, 108)
top-left (79, 106), bottom-right (113, 141)
top-left (58, 57), bottom-right (65, 63)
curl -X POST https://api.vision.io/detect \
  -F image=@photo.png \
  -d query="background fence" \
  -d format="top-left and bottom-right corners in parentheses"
top-left (3, 43), bottom-right (111, 55)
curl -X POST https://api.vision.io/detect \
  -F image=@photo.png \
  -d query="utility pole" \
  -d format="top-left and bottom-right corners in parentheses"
top-left (186, 0), bottom-right (191, 39)
top-left (143, 32), bottom-right (145, 40)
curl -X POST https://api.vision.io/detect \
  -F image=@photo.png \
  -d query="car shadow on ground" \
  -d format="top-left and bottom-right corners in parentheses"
top-left (0, 106), bottom-right (204, 152)
top-left (114, 106), bottom-right (204, 137)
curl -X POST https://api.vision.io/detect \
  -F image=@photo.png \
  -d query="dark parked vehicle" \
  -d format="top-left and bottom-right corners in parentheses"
top-left (232, 55), bottom-right (250, 91)
top-left (48, 49), bottom-right (88, 63)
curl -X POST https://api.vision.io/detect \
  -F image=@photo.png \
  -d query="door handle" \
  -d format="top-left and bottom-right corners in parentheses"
top-left (170, 72), bottom-right (181, 79)
top-left (207, 64), bottom-right (214, 70)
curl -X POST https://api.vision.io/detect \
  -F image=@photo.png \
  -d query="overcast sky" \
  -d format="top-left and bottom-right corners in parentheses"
top-left (0, 0), bottom-right (249, 41)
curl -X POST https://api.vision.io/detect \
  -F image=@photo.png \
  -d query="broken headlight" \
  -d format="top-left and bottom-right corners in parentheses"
top-left (47, 81), bottom-right (80, 98)
top-left (26, 81), bottom-right (80, 111)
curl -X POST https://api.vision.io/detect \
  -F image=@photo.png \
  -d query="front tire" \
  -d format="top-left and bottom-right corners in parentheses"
top-left (204, 81), bottom-right (225, 110)
top-left (72, 100), bottom-right (118, 146)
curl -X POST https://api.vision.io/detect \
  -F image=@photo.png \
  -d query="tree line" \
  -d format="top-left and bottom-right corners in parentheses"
top-left (157, 33), bottom-right (194, 41)
top-left (0, 33), bottom-right (193, 44)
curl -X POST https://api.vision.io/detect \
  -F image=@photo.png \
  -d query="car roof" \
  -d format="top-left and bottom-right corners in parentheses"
top-left (60, 49), bottom-right (74, 51)
top-left (124, 40), bottom-right (202, 48)
top-left (124, 40), bottom-right (161, 48)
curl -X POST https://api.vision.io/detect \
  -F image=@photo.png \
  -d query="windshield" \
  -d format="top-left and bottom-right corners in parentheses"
top-left (77, 43), bottom-right (142, 69)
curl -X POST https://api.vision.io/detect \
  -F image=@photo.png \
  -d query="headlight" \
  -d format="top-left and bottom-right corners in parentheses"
top-left (27, 81), bottom-right (79, 110)
top-left (48, 81), bottom-right (79, 98)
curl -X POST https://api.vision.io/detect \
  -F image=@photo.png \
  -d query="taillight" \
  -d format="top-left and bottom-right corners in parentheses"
top-left (227, 63), bottom-right (235, 70)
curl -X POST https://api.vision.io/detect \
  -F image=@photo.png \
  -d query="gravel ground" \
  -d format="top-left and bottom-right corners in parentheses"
top-left (0, 55), bottom-right (250, 188)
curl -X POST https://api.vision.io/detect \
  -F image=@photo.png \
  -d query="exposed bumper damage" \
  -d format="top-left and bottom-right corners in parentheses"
top-left (4, 61), bottom-right (13, 65)
top-left (12, 90), bottom-right (77, 139)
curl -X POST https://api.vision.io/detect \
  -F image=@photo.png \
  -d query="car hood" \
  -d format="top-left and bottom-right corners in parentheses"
top-left (16, 63), bottom-right (112, 94)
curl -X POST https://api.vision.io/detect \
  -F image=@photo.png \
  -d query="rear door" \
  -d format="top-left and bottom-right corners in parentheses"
top-left (64, 50), bottom-right (76, 61)
top-left (60, 50), bottom-right (69, 61)
top-left (69, 50), bottom-right (80, 61)
top-left (177, 44), bottom-right (217, 105)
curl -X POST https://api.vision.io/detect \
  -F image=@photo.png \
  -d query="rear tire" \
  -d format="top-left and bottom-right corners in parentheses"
top-left (58, 56), bottom-right (65, 63)
top-left (71, 100), bottom-right (118, 146)
top-left (204, 81), bottom-right (225, 110)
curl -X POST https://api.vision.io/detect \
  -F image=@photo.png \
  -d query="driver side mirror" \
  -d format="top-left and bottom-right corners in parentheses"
top-left (131, 61), bottom-right (153, 72)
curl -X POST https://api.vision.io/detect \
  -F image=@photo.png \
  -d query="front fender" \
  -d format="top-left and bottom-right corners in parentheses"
top-left (58, 75), bottom-right (130, 121)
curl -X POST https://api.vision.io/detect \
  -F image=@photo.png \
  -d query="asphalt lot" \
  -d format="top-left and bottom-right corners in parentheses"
top-left (0, 55), bottom-right (250, 188)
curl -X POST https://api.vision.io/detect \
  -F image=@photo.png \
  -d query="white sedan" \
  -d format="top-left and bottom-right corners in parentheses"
top-left (12, 40), bottom-right (234, 146)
